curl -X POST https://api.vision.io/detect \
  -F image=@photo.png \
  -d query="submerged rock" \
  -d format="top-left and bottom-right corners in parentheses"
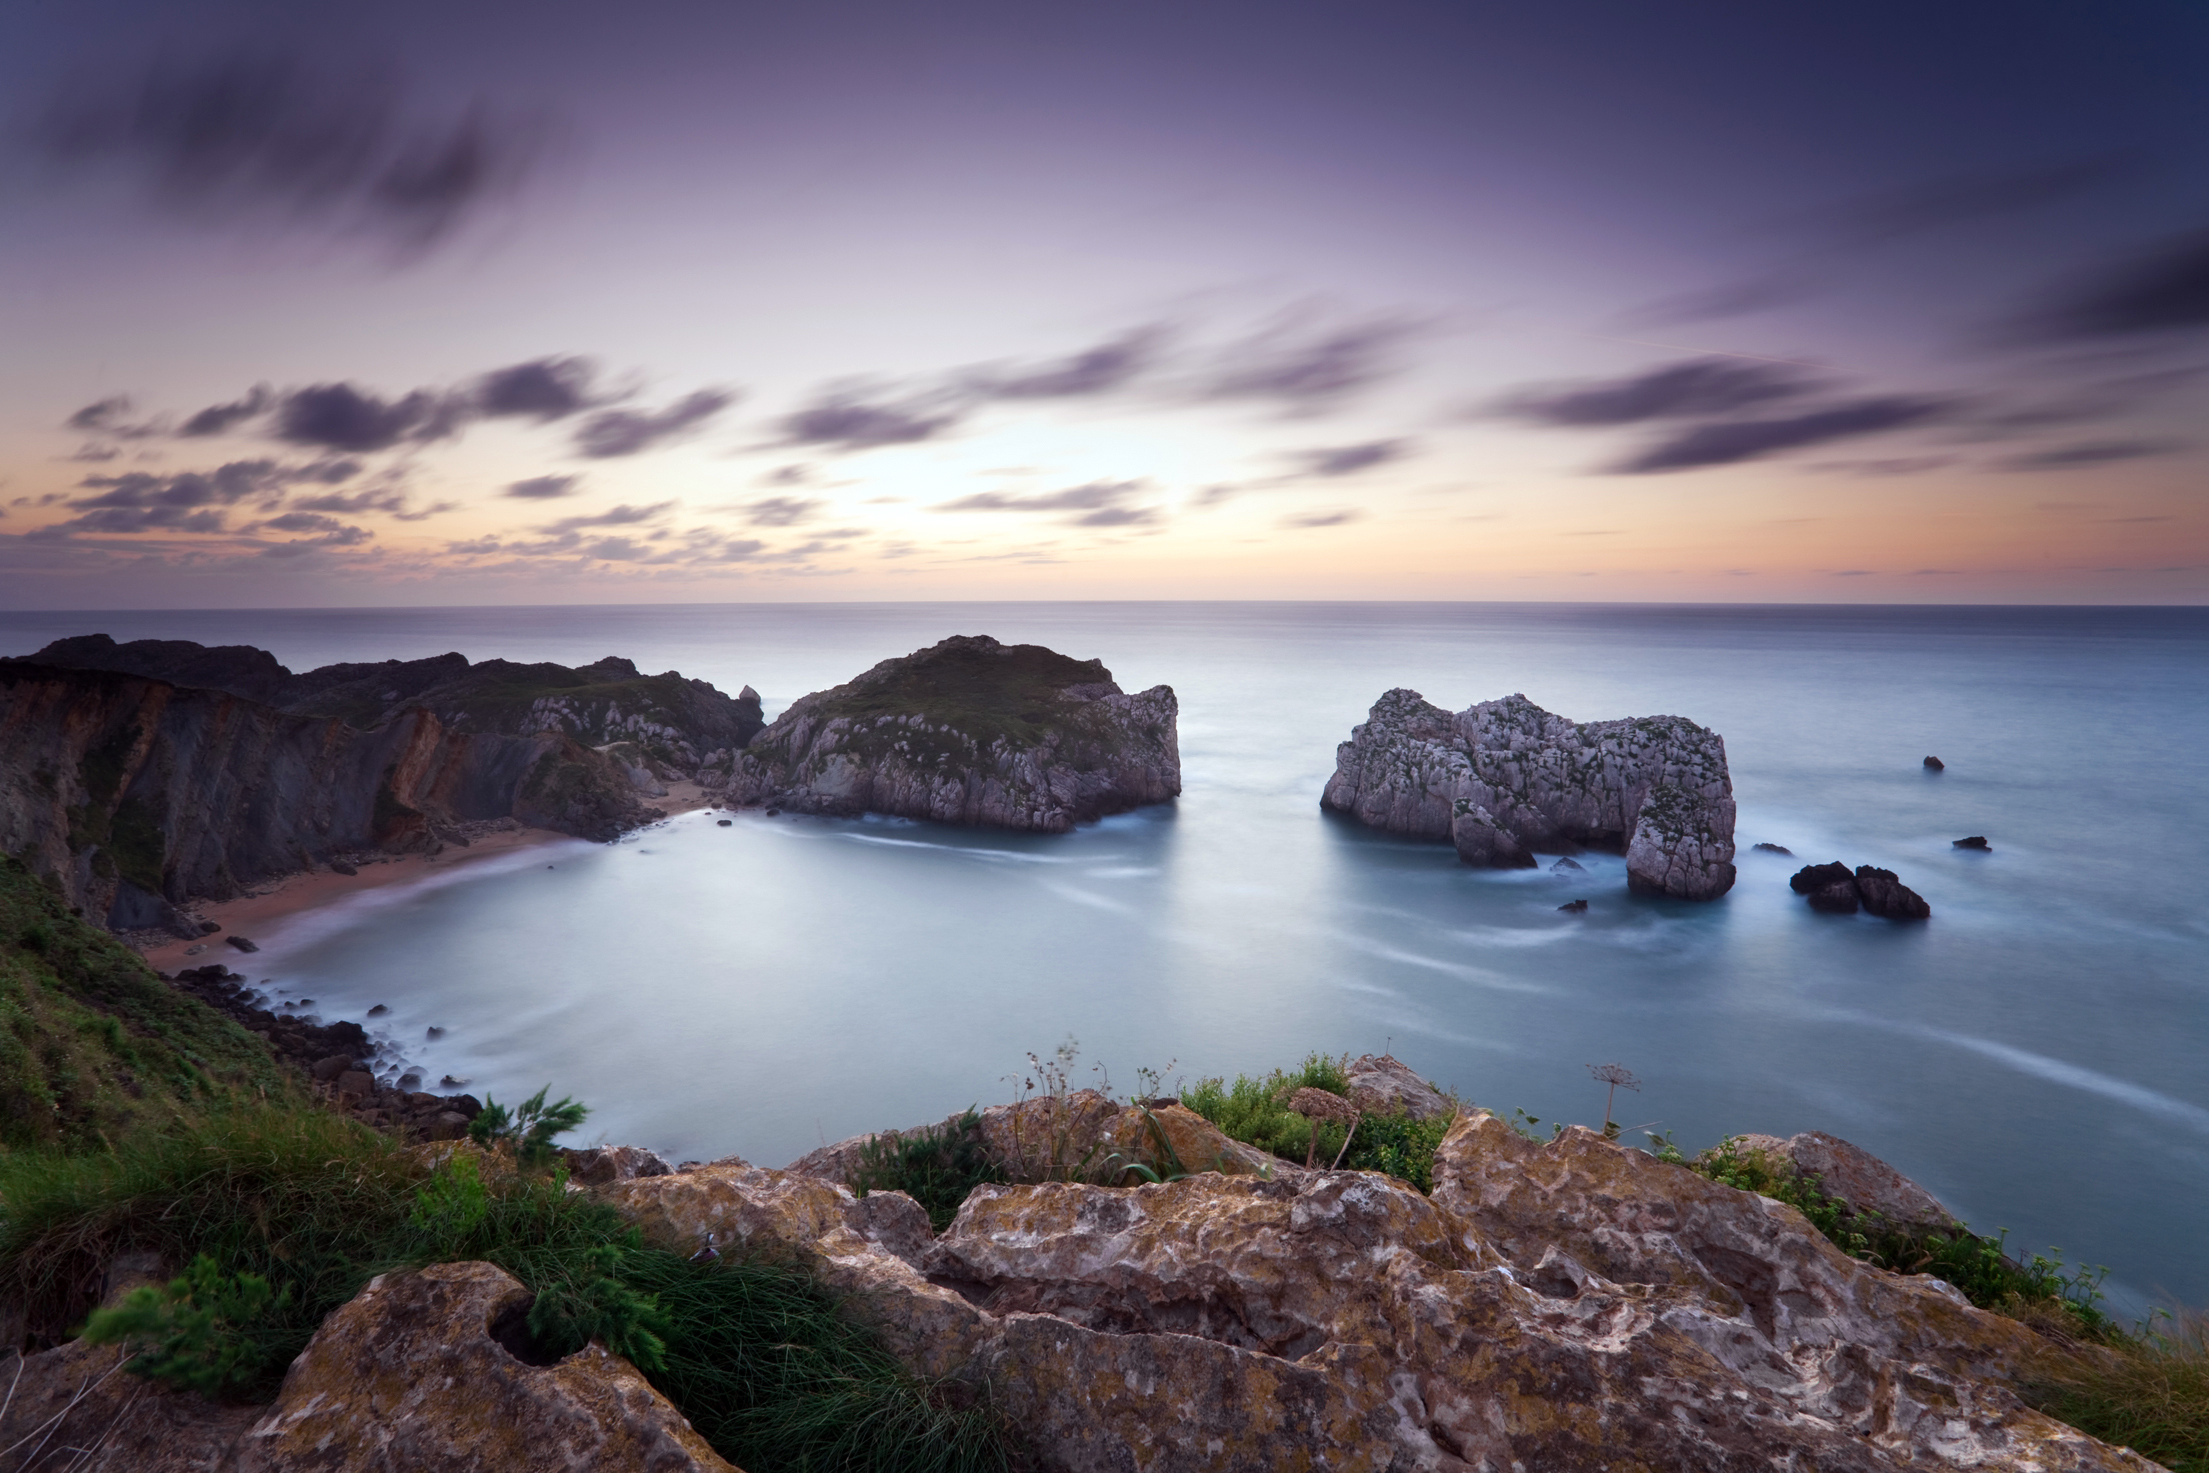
top-left (1321, 689), bottom-right (1737, 900)
top-left (1955, 835), bottom-right (1992, 850)
top-left (1792, 861), bottom-right (1931, 919)
top-left (1754, 841), bottom-right (1794, 855)
top-left (723, 635), bottom-right (1179, 832)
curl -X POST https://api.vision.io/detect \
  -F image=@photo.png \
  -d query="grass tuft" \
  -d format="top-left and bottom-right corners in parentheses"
top-left (2024, 1313), bottom-right (2209, 1473)
top-left (849, 1109), bottom-right (1007, 1232)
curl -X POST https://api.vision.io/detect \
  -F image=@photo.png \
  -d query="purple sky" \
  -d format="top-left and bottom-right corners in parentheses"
top-left (3, 0), bottom-right (2205, 605)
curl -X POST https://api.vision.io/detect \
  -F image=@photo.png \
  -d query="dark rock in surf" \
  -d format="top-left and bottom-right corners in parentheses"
top-left (1322, 689), bottom-right (1736, 900)
top-left (1854, 866), bottom-right (1931, 920)
top-left (1789, 862), bottom-right (1854, 894)
top-left (1923, 755), bottom-right (1945, 770)
top-left (1753, 842), bottom-right (1793, 855)
top-left (1807, 881), bottom-right (1862, 914)
top-left (1953, 835), bottom-right (1990, 851)
top-left (226, 934), bottom-right (259, 953)
top-left (1558, 899), bottom-right (1589, 913)
top-left (716, 818), bottom-right (732, 826)
top-left (1550, 856), bottom-right (1585, 873)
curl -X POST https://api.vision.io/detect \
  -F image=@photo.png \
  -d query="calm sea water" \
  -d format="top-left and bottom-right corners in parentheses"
top-left (6, 603), bottom-right (2205, 1312)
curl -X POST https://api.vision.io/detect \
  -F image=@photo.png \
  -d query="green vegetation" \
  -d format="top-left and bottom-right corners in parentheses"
top-left (3, 1101), bottom-right (1007, 1471)
top-left (0, 855), bottom-right (282, 1150)
top-left (467, 1085), bottom-right (590, 1170)
top-left (2024, 1313), bottom-right (2209, 1473)
top-left (806, 638), bottom-right (1114, 756)
top-left (1179, 1053), bottom-right (1453, 1192)
top-left (850, 1109), bottom-right (1007, 1232)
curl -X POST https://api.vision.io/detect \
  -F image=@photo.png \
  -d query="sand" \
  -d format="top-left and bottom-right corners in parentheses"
top-left (139, 781), bottom-right (725, 973)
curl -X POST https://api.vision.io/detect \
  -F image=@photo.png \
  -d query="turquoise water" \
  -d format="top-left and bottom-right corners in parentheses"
top-left (6, 603), bottom-right (2205, 1312)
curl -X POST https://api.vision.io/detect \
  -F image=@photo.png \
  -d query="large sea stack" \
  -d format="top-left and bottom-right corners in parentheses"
top-left (1322, 689), bottom-right (1737, 900)
top-left (0, 636), bottom-right (762, 932)
top-left (722, 634), bottom-right (1179, 831)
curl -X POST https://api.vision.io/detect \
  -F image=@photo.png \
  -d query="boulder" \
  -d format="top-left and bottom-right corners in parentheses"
top-left (0, 1334), bottom-right (260, 1472)
top-left (225, 935), bottom-right (259, 953)
top-left (235, 1261), bottom-right (736, 1471)
top-left (1342, 1053), bottom-right (1454, 1122)
top-left (1855, 864), bottom-right (1932, 920)
top-left (562, 1143), bottom-right (675, 1185)
top-left (1753, 841), bottom-right (1794, 855)
top-left (1548, 855), bottom-right (1585, 872)
top-left (1810, 879), bottom-right (1863, 914)
top-left (1790, 860), bottom-right (1855, 893)
top-left (1726, 1130), bottom-right (1961, 1234)
top-left (1925, 755), bottom-right (1946, 770)
top-left (1558, 898), bottom-right (1588, 912)
top-left (724, 635), bottom-right (1180, 832)
top-left (1955, 835), bottom-right (1991, 850)
top-left (1322, 689), bottom-right (1737, 900)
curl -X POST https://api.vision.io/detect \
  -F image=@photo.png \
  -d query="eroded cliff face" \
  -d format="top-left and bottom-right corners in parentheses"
top-left (0, 662), bottom-right (656, 932)
top-left (1322, 688), bottom-right (1738, 900)
top-left (723, 635), bottom-right (1179, 832)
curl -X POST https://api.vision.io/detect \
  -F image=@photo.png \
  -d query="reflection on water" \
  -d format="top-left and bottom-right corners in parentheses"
top-left (4, 602), bottom-right (2204, 1310)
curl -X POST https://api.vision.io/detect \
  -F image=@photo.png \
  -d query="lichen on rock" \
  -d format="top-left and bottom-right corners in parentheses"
top-left (1322, 688), bottom-right (1738, 900)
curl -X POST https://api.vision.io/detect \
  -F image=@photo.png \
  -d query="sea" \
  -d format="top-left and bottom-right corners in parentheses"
top-left (4, 602), bottom-right (2204, 1314)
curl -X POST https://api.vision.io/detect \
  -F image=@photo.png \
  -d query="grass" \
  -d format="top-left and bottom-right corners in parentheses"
top-left (1179, 1053), bottom-right (1454, 1191)
top-left (849, 1109), bottom-right (1007, 1232)
top-left (803, 638), bottom-right (1118, 757)
top-left (2023, 1313), bottom-right (2209, 1473)
top-left (0, 855), bottom-right (284, 1151)
top-left (0, 1100), bottom-right (1008, 1470)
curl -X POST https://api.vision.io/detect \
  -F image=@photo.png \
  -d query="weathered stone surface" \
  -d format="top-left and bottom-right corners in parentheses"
top-left (1791, 860), bottom-right (1933, 919)
top-left (236, 1261), bottom-right (735, 1472)
top-left (1321, 688), bottom-right (1737, 900)
top-left (1342, 1053), bottom-right (1454, 1122)
top-left (0, 1336), bottom-right (259, 1472)
top-left (1728, 1130), bottom-right (1961, 1233)
top-left (561, 1142), bottom-right (674, 1185)
top-left (722, 636), bottom-right (1179, 832)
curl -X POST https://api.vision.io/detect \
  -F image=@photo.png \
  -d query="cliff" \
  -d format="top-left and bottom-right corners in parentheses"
top-left (1321, 688), bottom-right (1738, 900)
top-left (0, 637), bottom-right (760, 932)
top-left (722, 634), bottom-right (1179, 831)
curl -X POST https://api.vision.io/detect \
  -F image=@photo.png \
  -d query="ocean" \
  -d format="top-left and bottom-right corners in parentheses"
top-left (5, 602), bottom-right (2204, 1312)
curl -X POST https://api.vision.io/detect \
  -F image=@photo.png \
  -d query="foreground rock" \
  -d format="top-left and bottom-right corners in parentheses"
top-left (0, 637), bottom-right (762, 929)
top-left (1791, 861), bottom-right (1933, 919)
top-left (595, 1114), bottom-right (2144, 1472)
top-left (1322, 689), bottom-right (1737, 899)
top-left (1725, 1129), bottom-right (1962, 1234)
top-left (721, 635), bottom-right (1179, 832)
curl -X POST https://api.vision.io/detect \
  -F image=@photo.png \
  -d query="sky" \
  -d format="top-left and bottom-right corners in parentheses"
top-left (2, 0), bottom-right (2206, 607)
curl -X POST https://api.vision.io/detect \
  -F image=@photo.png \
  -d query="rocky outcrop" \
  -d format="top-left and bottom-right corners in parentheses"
top-left (591, 1114), bottom-right (2144, 1473)
top-left (1791, 861), bottom-right (1933, 920)
top-left (1322, 689), bottom-right (1737, 900)
top-left (0, 656), bottom-right (687, 929)
top-left (1343, 1053), bottom-right (1454, 1121)
top-left (1725, 1130), bottom-right (1962, 1234)
top-left (721, 635), bottom-right (1178, 832)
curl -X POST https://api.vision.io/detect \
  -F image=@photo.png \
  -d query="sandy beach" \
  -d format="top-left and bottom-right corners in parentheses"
top-left (139, 781), bottom-right (723, 973)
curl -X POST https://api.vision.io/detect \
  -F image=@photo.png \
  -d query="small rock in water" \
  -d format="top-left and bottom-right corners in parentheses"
top-left (426, 1025), bottom-right (446, 1039)
top-left (198, 919), bottom-right (221, 935)
top-left (1558, 898), bottom-right (1589, 913)
top-left (298, 998), bottom-right (315, 1007)
top-left (1952, 835), bottom-right (1990, 850)
top-left (226, 934), bottom-right (260, 953)
top-left (1923, 755), bottom-right (1945, 770)
top-left (1550, 857), bottom-right (1585, 873)
top-left (717, 818), bottom-right (733, 827)
top-left (440, 1074), bottom-right (470, 1088)
top-left (398, 1073), bottom-right (423, 1091)
top-left (765, 806), bottom-right (782, 816)
top-left (367, 1003), bottom-right (389, 1016)
top-left (1752, 842), bottom-right (1793, 855)
top-left (328, 859), bottom-right (358, 876)
top-left (1808, 880), bottom-right (1862, 915)
top-left (1789, 861), bottom-right (1853, 894)
top-left (1854, 865), bottom-right (1931, 920)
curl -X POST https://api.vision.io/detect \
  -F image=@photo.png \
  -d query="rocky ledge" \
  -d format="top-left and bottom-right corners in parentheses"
top-left (1322, 688), bottom-right (1738, 900)
top-left (721, 635), bottom-right (1179, 831)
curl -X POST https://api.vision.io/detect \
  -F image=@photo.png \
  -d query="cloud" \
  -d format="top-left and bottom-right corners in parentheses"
top-left (254, 511), bottom-right (353, 534)
top-left (573, 389), bottom-right (733, 457)
top-left (1624, 273), bottom-right (1825, 327)
top-left (32, 505), bottom-right (231, 538)
top-left (775, 389), bottom-right (966, 450)
top-left (1614, 395), bottom-right (1954, 473)
top-left (1807, 455), bottom-right (1957, 477)
top-left (260, 524), bottom-right (373, 557)
top-left (1502, 358), bottom-right (1821, 426)
top-left (180, 387), bottom-right (271, 436)
top-left (2015, 229), bottom-right (2209, 340)
top-left (67, 445), bottom-right (122, 462)
top-left (736, 496), bottom-right (820, 526)
top-left (1202, 313), bottom-right (1426, 411)
top-left (1074, 505), bottom-right (1162, 528)
top-left (289, 481), bottom-right (450, 520)
top-left (762, 464), bottom-right (811, 485)
top-left (1282, 509), bottom-right (1361, 528)
top-left (475, 357), bottom-right (600, 421)
top-left (1996, 439), bottom-right (2185, 472)
top-left (968, 327), bottom-right (1165, 399)
top-left (65, 395), bottom-right (158, 435)
top-left (1820, 157), bottom-right (2135, 246)
top-left (31, 457), bottom-right (368, 537)
top-left (275, 383), bottom-right (458, 452)
top-left (540, 500), bottom-right (676, 534)
top-left (504, 474), bottom-right (579, 500)
top-left (32, 53), bottom-right (549, 254)
top-left (1290, 439), bottom-right (1414, 477)
top-left (937, 480), bottom-right (1142, 513)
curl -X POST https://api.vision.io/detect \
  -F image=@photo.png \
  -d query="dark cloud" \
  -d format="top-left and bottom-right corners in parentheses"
top-left (1282, 509), bottom-right (1361, 528)
top-left (775, 390), bottom-right (965, 450)
top-left (261, 524), bottom-right (373, 557)
top-left (504, 474), bottom-right (579, 500)
top-left (71, 459), bottom-right (301, 510)
top-left (67, 445), bottom-right (122, 463)
top-left (33, 54), bottom-right (548, 254)
top-left (1614, 395), bottom-right (1954, 473)
top-left (30, 505), bottom-right (230, 538)
top-left (289, 482), bottom-right (448, 520)
top-left (540, 500), bottom-right (676, 534)
top-left (738, 496), bottom-right (821, 526)
top-left (254, 511), bottom-right (352, 534)
top-left (1074, 505), bottom-right (1163, 528)
top-left (573, 389), bottom-right (733, 457)
top-left (275, 383), bottom-right (457, 452)
top-left (1203, 314), bottom-right (1426, 411)
top-left (763, 464), bottom-right (811, 485)
top-left (937, 480), bottom-right (1141, 513)
top-left (180, 387), bottom-right (271, 436)
top-left (1291, 439), bottom-right (1414, 477)
top-left (475, 357), bottom-right (600, 421)
top-left (1807, 455), bottom-right (1957, 477)
top-left (1996, 439), bottom-right (2185, 472)
top-left (66, 396), bottom-right (144, 433)
top-left (1502, 358), bottom-right (1821, 426)
top-left (970, 327), bottom-right (1165, 399)
top-left (2017, 229), bottom-right (2209, 341)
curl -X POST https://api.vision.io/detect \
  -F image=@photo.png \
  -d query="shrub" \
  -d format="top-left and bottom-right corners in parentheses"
top-left (849, 1109), bottom-right (1006, 1232)
top-left (466, 1085), bottom-right (589, 1169)
top-left (1179, 1053), bottom-right (1352, 1166)
top-left (82, 1253), bottom-right (294, 1396)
